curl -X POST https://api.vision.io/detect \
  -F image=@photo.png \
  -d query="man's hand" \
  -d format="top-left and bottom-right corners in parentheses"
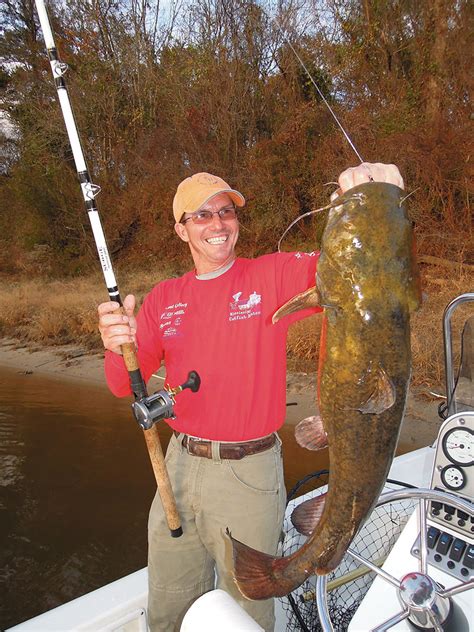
top-left (98, 294), bottom-right (137, 355)
top-left (333, 163), bottom-right (404, 199)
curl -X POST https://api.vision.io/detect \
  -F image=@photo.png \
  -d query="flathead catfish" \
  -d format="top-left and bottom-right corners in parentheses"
top-left (229, 182), bottom-right (421, 600)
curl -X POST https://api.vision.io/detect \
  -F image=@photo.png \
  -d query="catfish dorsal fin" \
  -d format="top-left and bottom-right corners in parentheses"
top-left (272, 286), bottom-right (319, 324)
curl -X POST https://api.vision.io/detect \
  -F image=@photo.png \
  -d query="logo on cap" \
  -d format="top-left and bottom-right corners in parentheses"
top-left (195, 174), bottom-right (222, 185)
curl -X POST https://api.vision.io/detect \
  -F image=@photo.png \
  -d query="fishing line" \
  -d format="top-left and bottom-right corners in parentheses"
top-left (263, 4), bottom-right (376, 252)
top-left (268, 9), bottom-right (366, 164)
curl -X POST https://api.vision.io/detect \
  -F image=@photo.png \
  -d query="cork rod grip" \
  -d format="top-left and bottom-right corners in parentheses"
top-left (121, 341), bottom-right (140, 371)
top-left (112, 306), bottom-right (140, 370)
top-left (114, 308), bottom-right (182, 537)
top-left (144, 427), bottom-right (182, 535)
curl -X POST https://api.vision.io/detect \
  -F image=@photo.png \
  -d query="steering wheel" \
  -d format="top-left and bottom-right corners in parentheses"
top-left (316, 488), bottom-right (473, 631)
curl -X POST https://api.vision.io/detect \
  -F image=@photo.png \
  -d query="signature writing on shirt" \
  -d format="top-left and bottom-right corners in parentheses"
top-left (160, 302), bottom-right (187, 337)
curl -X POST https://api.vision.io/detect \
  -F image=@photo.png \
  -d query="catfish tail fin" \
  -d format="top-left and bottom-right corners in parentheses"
top-left (228, 530), bottom-right (308, 600)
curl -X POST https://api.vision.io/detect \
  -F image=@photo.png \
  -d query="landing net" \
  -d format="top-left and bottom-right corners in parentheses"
top-left (279, 472), bottom-right (417, 632)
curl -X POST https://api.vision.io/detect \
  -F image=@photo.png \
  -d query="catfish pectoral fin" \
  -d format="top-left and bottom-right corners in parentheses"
top-left (272, 286), bottom-right (319, 324)
top-left (349, 365), bottom-right (396, 415)
top-left (295, 415), bottom-right (328, 450)
top-left (229, 533), bottom-right (305, 599)
top-left (359, 365), bottom-right (396, 414)
top-left (291, 493), bottom-right (326, 536)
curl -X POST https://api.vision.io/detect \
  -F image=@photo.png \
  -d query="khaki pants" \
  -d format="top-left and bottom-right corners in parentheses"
top-left (147, 433), bottom-right (286, 632)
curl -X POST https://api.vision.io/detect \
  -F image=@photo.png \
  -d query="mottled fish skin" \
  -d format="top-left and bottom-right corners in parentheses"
top-left (231, 182), bottom-right (421, 599)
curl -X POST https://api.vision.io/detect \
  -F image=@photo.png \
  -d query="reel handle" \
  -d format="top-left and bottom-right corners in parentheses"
top-left (180, 370), bottom-right (201, 393)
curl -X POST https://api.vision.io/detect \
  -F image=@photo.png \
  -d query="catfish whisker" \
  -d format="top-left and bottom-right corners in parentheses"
top-left (277, 195), bottom-right (359, 253)
top-left (400, 188), bottom-right (420, 206)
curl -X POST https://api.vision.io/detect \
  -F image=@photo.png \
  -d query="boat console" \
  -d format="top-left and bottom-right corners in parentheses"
top-left (340, 411), bottom-right (473, 632)
top-left (411, 411), bottom-right (473, 583)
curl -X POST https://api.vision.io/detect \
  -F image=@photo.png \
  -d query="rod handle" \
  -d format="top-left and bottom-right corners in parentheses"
top-left (113, 305), bottom-right (183, 537)
top-left (144, 426), bottom-right (183, 537)
top-left (112, 305), bottom-right (140, 371)
top-left (121, 341), bottom-right (140, 372)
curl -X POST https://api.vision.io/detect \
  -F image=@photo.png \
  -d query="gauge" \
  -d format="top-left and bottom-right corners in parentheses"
top-left (442, 427), bottom-right (474, 466)
top-left (440, 465), bottom-right (466, 491)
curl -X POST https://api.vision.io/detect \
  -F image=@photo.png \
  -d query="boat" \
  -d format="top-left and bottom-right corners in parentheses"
top-left (7, 294), bottom-right (473, 631)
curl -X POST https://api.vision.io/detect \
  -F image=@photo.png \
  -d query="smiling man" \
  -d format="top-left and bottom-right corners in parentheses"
top-left (173, 173), bottom-right (243, 274)
top-left (98, 164), bottom-right (404, 631)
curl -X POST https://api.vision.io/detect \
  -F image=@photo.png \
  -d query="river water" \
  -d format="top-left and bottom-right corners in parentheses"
top-left (0, 365), bottom-right (329, 629)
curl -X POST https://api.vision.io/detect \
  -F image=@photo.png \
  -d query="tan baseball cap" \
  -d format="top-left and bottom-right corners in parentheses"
top-left (173, 172), bottom-right (245, 223)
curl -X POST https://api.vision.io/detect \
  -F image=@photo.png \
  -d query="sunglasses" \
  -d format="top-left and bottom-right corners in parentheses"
top-left (181, 206), bottom-right (237, 225)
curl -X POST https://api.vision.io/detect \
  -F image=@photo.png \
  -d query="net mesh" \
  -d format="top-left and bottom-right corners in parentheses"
top-left (279, 472), bottom-right (417, 632)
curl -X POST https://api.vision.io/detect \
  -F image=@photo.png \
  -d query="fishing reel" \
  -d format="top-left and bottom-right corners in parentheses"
top-left (132, 371), bottom-right (201, 431)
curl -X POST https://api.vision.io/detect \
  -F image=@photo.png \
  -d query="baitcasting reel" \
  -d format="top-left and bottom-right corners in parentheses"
top-left (132, 370), bottom-right (201, 431)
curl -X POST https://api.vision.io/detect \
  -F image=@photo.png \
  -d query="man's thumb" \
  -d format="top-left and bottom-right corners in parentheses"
top-left (123, 294), bottom-right (136, 316)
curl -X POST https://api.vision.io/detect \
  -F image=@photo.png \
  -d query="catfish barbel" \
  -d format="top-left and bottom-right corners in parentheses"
top-left (229, 181), bottom-right (421, 599)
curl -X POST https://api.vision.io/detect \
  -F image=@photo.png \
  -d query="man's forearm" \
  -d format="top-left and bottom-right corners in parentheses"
top-left (104, 350), bottom-right (133, 397)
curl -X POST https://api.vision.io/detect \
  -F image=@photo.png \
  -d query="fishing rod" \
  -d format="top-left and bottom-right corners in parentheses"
top-left (34, 0), bottom-right (200, 538)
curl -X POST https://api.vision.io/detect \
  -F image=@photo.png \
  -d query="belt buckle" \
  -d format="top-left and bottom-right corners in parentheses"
top-left (186, 435), bottom-right (203, 455)
top-left (184, 435), bottom-right (193, 455)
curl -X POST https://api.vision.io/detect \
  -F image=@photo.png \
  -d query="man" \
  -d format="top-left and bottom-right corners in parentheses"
top-left (98, 163), bottom-right (404, 631)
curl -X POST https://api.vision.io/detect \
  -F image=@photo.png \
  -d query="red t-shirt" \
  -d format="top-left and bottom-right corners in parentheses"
top-left (105, 252), bottom-right (320, 440)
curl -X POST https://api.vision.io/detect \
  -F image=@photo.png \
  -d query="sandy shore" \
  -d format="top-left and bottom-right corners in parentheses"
top-left (0, 336), bottom-right (443, 449)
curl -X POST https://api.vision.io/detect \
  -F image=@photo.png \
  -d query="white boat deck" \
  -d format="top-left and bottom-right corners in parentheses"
top-left (8, 441), bottom-right (474, 632)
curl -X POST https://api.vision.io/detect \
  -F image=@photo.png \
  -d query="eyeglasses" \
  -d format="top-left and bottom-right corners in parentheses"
top-left (181, 206), bottom-right (237, 225)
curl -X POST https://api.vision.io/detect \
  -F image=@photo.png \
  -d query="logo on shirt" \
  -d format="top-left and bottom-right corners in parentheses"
top-left (229, 290), bottom-right (262, 322)
top-left (294, 251), bottom-right (317, 259)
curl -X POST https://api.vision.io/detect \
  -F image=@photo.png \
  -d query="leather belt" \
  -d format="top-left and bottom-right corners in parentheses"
top-left (173, 431), bottom-right (276, 460)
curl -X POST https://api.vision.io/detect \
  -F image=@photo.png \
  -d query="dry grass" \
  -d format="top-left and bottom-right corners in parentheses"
top-left (0, 269), bottom-right (169, 351)
top-left (410, 269), bottom-right (473, 392)
top-left (0, 266), bottom-right (472, 394)
top-left (287, 314), bottom-right (322, 373)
